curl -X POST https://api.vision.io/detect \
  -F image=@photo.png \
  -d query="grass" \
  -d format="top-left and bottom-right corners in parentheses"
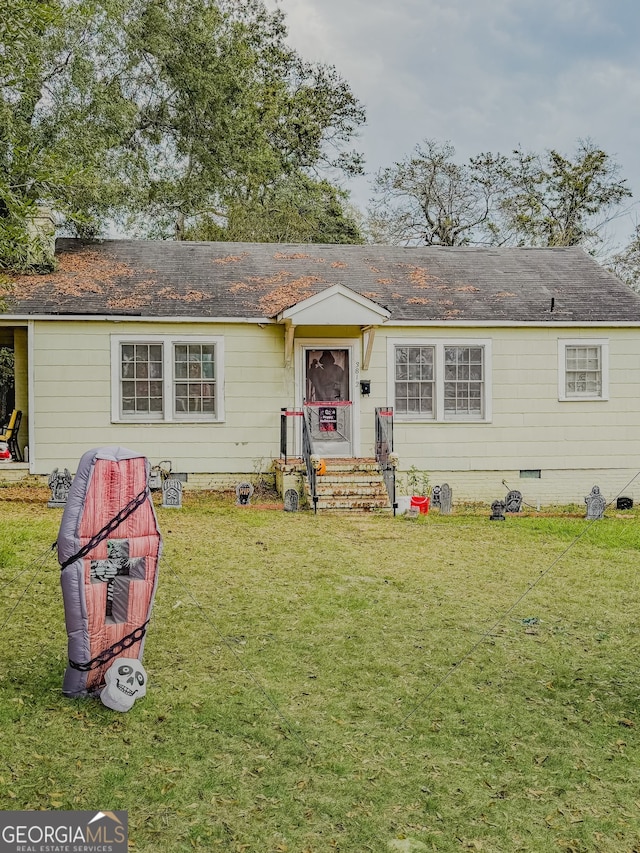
top-left (1, 487), bottom-right (640, 852)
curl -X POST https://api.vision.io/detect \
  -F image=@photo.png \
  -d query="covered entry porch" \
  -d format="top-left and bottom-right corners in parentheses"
top-left (0, 323), bottom-right (29, 466)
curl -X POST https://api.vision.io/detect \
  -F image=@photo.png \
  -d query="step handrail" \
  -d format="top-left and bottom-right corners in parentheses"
top-left (301, 406), bottom-right (318, 514)
top-left (375, 406), bottom-right (397, 515)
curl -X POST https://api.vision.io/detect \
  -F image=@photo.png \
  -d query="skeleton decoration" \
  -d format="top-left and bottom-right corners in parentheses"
top-left (100, 658), bottom-right (147, 712)
top-left (57, 447), bottom-right (162, 698)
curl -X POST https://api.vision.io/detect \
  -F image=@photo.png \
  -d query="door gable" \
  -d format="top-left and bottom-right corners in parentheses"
top-left (278, 284), bottom-right (390, 326)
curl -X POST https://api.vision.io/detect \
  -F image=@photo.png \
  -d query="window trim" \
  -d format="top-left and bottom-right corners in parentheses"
top-left (557, 338), bottom-right (609, 402)
top-left (111, 334), bottom-right (225, 423)
top-left (387, 338), bottom-right (492, 423)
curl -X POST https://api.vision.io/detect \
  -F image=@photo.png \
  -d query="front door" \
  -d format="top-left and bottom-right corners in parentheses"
top-left (299, 344), bottom-right (358, 457)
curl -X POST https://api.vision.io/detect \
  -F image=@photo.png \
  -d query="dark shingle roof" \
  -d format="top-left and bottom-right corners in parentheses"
top-left (4, 238), bottom-right (640, 323)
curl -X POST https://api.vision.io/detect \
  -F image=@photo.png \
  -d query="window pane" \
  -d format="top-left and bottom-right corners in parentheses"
top-left (120, 343), bottom-right (163, 418)
top-left (173, 343), bottom-right (216, 417)
top-left (395, 346), bottom-right (434, 417)
top-left (444, 346), bottom-right (484, 419)
top-left (565, 345), bottom-right (602, 398)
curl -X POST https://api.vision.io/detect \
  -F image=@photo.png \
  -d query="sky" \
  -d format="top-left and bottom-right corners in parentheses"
top-left (268, 0), bottom-right (640, 250)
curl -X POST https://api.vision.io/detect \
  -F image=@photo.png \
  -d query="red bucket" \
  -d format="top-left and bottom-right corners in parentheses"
top-left (410, 495), bottom-right (430, 514)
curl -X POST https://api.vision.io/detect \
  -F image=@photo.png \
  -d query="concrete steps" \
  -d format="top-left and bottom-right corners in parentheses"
top-left (303, 458), bottom-right (393, 512)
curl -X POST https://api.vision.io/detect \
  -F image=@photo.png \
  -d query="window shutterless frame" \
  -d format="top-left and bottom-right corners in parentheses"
top-left (111, 334), bottom-right (225, 422)
top-left (557, 338), bottom-right (609, 402)
top-left (387, 338), bottom-right (492, 422)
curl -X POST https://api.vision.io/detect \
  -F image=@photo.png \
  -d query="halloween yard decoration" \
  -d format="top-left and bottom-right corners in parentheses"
top-left (100, 658), bottom-right (148, 712)
top-left (48, 467), bottom-right (73, 507)
top-left (57, 447), bottom-right (162, 699)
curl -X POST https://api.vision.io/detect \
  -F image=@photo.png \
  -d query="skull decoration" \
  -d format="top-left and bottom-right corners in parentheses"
top-left (100, 657), bottom-right (147, 712)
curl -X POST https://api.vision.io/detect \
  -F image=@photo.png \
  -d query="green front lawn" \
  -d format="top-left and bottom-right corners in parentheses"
top-left (1, 489), bottom-right (639, 852)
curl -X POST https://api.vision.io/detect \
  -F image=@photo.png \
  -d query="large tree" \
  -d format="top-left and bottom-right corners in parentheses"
top-left (498, 140), bottom-right (632, 248)
top-left (367, 140), bottom-right (507, 246)
top-left (609, 224), bottom-right (640, 292)
top-left (368, 138), bottom-right (631, 251)
top-left (0, 0), bottom-right (365, 269)
top-left (185, 174), bottom-right (364, 244)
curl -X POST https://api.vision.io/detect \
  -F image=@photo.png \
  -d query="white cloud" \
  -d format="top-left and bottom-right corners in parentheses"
top-left (269, 0), bottom-right (640, 244)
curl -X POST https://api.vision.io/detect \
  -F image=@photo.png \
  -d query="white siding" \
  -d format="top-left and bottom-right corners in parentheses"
top-left (27, 319), bottom-right (640, 503)
top-left (31, 320), bottom-right (290, 474)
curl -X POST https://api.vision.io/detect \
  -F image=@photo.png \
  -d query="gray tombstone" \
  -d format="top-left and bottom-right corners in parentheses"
top-left (236, 481), bottom-right (254, 506)
top-left (585, 485), bottom-right (606, 520)
top-left (406, 505), bottom-right (419, 519)
top-left (490, 499), bottom-right (506, 521)
top-left (505, 489), bottom-right (523, 513)
top-left (148, 470), bottom-right (163, 491)
top-left (440, 483), bottom-right (452, 515)
top-left (162, 477), bottom-right (183, 508)
top-left (431, 486), bottom-right (441, 509)
top-left (284, 488), bottom-right (299, 512)
top-left (48, 468), bottom-right (73, 507)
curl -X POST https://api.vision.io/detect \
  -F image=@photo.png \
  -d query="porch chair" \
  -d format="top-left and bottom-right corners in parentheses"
top-left (0, 409), bottom-right (23, 461)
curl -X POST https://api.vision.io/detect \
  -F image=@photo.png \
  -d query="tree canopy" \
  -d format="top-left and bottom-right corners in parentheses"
top-left (367, 140), bottom-right (507, 247)
top-left (609, 224), bottom-right (640, 292)
top-left (0, 0), bottom-right (366, 269)
top-left (368, 138), bottom-right (632, 252)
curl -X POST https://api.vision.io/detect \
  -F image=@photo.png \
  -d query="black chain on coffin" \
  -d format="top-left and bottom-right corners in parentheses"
top-left (60, 486), bottom-right (152, 672)
top-left (59, 486), bottom-right (150, 570)
top-left (69, 621), bottom-right (150, 671)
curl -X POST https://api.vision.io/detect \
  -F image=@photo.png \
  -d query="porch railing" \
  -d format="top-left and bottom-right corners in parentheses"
top-left (280, 407), bottom-right (303, 464)
top-left (375, 406), bottom-right (397, 515)
top-left (301, 408), bottom-right (318, 513)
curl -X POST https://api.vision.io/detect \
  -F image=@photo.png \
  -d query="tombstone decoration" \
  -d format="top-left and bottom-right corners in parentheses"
top-left (440, 483), bottom-right (453, 515)
top-left (284, 488), bottom-right (299, 512)
top-left (57, 447), bottom-right (161, 698)
top-left (585, 485), bottom-right (606, 520)
top-left (490, 499), bottom-right (506, 521)
top-left (617, 496), bottom-right (633, 510)
top-left (431, 486), bottom-right (441, 509)
top-left (505, 489), bottom-right (523, 513)
top-left (148, 469), bottom-right (163, 491)
top-left (48, 468), bottom-right (73, 507)
top-left (162, 477), bottom-right (183, 508)
top-left (236, 481), bottom-right (254, 506)
top-left (406, 505), bottom-right (420, 519)
top-left (100, 657), bottom-right (147, 713)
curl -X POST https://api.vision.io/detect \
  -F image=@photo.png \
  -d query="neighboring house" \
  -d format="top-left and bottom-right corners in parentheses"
top-left (2, 237), bottom-right (640, 505)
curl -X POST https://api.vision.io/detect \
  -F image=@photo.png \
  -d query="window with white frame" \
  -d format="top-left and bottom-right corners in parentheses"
top-left (112, 336), bottom-right (224, 422)
top-left (443, 345), bottom-right (485, 418)
top-left (394, 345), bottom-right (435, 416)
top-left (558, 339), bottom-right (608, 401)
top-left (389, 339), bottom-right (491, 421)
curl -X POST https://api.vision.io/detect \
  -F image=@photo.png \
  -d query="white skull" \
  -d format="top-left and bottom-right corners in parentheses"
top-left (100, 657), bottom-right (147, 712)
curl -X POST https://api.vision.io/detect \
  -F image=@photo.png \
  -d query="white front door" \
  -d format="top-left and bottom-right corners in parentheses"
top-left (297, 341), bottom-right (359, 457)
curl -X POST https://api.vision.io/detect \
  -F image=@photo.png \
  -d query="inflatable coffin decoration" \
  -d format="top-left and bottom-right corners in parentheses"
top-left (57, 447), bottom-right (162, 699)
